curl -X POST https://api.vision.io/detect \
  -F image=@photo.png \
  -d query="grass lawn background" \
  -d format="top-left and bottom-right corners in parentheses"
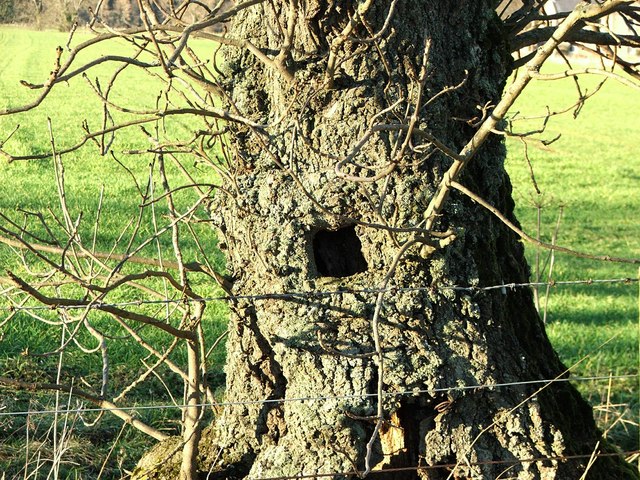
top-left (0, 26), bottom-right (228, 478)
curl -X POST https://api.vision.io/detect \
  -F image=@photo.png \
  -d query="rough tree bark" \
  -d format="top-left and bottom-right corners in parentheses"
top-left (134, 1), bottom-right (637, 479)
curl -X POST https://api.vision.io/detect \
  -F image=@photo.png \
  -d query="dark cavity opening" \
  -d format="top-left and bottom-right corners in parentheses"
top-left (313, 225), bottom-right (368, 278)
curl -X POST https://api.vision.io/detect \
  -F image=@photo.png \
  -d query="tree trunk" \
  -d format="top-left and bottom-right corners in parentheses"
top-left (140, 1), bottom-right (637, 479)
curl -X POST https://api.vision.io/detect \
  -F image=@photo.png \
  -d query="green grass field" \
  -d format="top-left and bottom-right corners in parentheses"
top-left (0, 26), bottom-right (228, 478)
top-left (507, 65), bottom-right (640, 432)
top-left (504, 67), bottom-right (640, 450)
top-left (0, 26), bottom-right (638, 478)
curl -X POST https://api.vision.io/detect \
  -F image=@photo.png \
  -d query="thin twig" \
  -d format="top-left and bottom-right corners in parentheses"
top-left (450, 180), bottom-right (640, 265)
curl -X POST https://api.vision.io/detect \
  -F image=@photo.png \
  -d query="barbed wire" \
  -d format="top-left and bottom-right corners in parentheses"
top-left (1, 373), bottom-right (636, 418)
top-left (1, 277), bottom-right (637, 313)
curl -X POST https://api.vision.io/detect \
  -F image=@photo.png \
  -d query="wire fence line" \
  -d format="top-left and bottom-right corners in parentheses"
top-left (0, 272), bottom-right (637, 474)
top-left (1, 373), bottom-right (636, 418)
top-left (1, 277), bottom-right (638, 312)
top-left (1, 276), bottom-right (637, 416)
top-left (0, 281), bottom-right (637, 479)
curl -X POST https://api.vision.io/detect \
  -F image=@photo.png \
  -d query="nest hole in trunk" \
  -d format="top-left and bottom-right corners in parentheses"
top-left (312, 225), bottom-right (368, 278)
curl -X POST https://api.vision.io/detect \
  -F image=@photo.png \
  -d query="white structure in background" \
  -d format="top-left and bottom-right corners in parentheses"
top-left (499, 0), bottom-right (639, 59)
top-left (545, 0), bottom-right (639, 59)
top-left (545, 0), bottom-right (580, 14)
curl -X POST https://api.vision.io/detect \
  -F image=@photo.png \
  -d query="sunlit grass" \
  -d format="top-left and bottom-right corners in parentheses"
top-left (0, 26), bottom-right (227, 477)
top-left (0, 26), bottom-right (228, 374)
top-left (504, 63), bottom-right (639, 447)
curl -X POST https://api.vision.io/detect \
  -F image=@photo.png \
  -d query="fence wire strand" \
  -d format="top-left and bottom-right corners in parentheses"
top-left (1, 277), bottom-right (638, 312)
top-left (0, 373), bottom-right (636, 418)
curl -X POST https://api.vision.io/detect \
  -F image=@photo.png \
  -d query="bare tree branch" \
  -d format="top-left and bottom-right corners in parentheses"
top-left (6, 271), bottom-right (197, 339)
top-left (512, 26), bottom-right (640, 52)
top-left (423, 0), bottom-right (631, 233)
